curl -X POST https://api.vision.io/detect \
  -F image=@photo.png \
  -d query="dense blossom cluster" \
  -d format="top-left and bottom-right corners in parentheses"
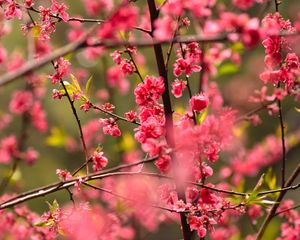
top-left (0, 0), bottom-right (299, 239)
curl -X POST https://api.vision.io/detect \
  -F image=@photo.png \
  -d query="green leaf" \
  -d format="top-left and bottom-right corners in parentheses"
top-left (34, 220), bottom-right (54, 227)
top-left (265, 168), bottom-right (277, 190)
top-left (70, 74), bottom-right (82, 93)
top-left (47, 199), bottom-right (60, 213)
top-left (46, 127), bottom-right (66, 147)
top-left (197, 108), bottom-right (208, 124)
top-left (231, 42), bottom-right (244, 53)
top-left (62, 81), bottom-right (78, 95)
top-left (85, 75), bottom-right (93, 97)
top-left (252, 173), bottom-right (265, 193)
top-left (31, 26), bottom-right (41, 38)
top-left (218, 62), bottom-right (239, 76)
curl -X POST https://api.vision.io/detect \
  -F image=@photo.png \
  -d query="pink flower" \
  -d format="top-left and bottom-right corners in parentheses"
top-left (155, 155), bottom-right (171, 174)
top-left (172, 80), bottom-right (187, 98)
top-left (189, 216), bottom-right (207, 238)
top-left (264, 52), bottom-right (282, 68)
top-left (97, 5), bottom-right (138, 38)
top-left (106, 66), bottom-right (129, 94)
top-left (49, 58), bottom-right (70, 84)
top-left (185, 187), bottom-right (198, 203)
top-left (82, 0), bottom-right (113, 16)
top-left (80, 101), bottom-right (92, 112)
top-left (23, 148), bottom-right (39, 165)
top-left (134, 76), bottom-right (165, 106)
top-left (153, 16), bottom-right (174, 41)
top-left (51, 0), bottom-right (69, 22)
top-left (248, 204), bottom-right (263, 223)
top-left (120, 60), bottom-right (134, 75)
top-left (100, 118), bottom-right (121, 137)
top-left (241, 18), bottom-right (261, 48)
top-left (141, 138), bottom-right (164, 157)
top-left (9, 90), bottom-right (33, 114)
top-left (173, 57), bottom-right (201, 77)
top-left (25, 0), bottom-right (34, 7)
top-left (39, 6), bottom-right (51, 22)
top-left (56, 169), bottom-right (72, 181)
top-left (52, 89), bottom-right (64, 100)
top-left (0, 46), bottom-right (7, 64)
top-left (92, 151), bottom-right (108, 172)
top-left (30, 102), bottom-right (48, 133)
top-left (262, 36), bottom-right (281, 55)
top-left (0, 135), bottom-right (18, 164)
top-left (0, 114), bottom-right (11, 131)
top-left (232, 0), bottom-right (255, 10)
top-left (125, 111), bottom-right (137, 122)
top-left (189, 94), bottom-right (208, 112)
top-left (102, 103), bottom-right (115, 112)
top-left (285, 53), bottom-right (299, 71)
top-left (111, 51), bottom-right (122, 65)
top-left (4, 2), bottom-right (22, 20)
top-left (135, 116), bottom-right (164, 143)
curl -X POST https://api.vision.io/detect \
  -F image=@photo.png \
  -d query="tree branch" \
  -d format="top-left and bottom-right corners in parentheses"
top-left (0, 31), bottom-right (298, 88)
top-left (256, 163), bottom-right (300, 240)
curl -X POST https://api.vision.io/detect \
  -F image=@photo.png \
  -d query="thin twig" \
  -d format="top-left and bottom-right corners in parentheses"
top-left (0, 31), bottom-right (298, 87)
top-left (256, 164), bottom-right (300, 240)
top-left (277, 98), bottom-right (286, 188)
top-left (274, 203), bottom-right (300, 216)
top-left (0, 156), bottom-right (159, 208)
top-left (126, 51), bottom-right (144, 82)
top-left (0, 25), bottom-right (97, 87)
top-left (25, 6), bottom-right (151, 35)
top-left (92, 104), bottom-right (140, 125)
top-left (59, 79), bottom-right (89, 170)
top-left (1, 167), bottom-right (299, 211)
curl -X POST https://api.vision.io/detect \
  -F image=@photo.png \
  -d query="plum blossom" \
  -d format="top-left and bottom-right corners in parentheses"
top-left (92, 151), bottom-right (108, 172)
top-left (189, 94), bottom-right (208, 112)
top-left (171, 79), bottom-right (187, 98)
top-left (9, 90), bottom-right (33, 114)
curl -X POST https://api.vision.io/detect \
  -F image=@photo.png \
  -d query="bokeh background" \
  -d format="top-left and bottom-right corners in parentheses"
top-left (0, 0), bottom-right (300, 239)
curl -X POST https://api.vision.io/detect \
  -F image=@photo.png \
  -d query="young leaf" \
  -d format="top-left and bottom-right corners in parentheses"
top-left (218, 62), bottom-right (239, 76)
top-left (47, 199), bottom-right (60, 213)
top-left (62, 81), bottom-right (78, 95)
top-left (265, 168), bottom-right (277, 190)
top-left (46, 127), bottom-right (66, 147)
top-left (34, 220), bottom-right (54, 227)
top-left (85, 75), bottom-right (93, 97)
top-left (252, 173), bottom-right (265, 193)
top-left (70, 74), bottom-right (82, 93)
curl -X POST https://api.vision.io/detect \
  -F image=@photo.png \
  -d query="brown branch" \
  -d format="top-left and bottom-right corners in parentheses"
top-left (84, 182), bottom-right (246, 215)
top-left (146, 0), bottom-right (192, 238)
top-left (0, 31), bottom-right (298, 88)
top-left (234, 102), bottom-right (274, 123)
top-left (256, 163), bottom-right (300, 240)
top-left (59, 79), bottom-right (89, 170)
top-left (0, 25), bottom-right (96, 87)
top-left (0, 156), bottom-right (159, 209)
top-left (257, 183), bottom-right (300, 195)
top-left (25, 6), bottom-right (151, 35)
top-left (178, 42), bottom-right (197, 125)
top-left (92, 104), bottom-right (140, 125)
top-left (2, 164), bottom-right (298, 211)
top-left (274, 203), bottom-right (300, 216)
top-left (277, 98), bottom-right (287, 188)
top-left (126, 51), bottom-right (144, 82)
